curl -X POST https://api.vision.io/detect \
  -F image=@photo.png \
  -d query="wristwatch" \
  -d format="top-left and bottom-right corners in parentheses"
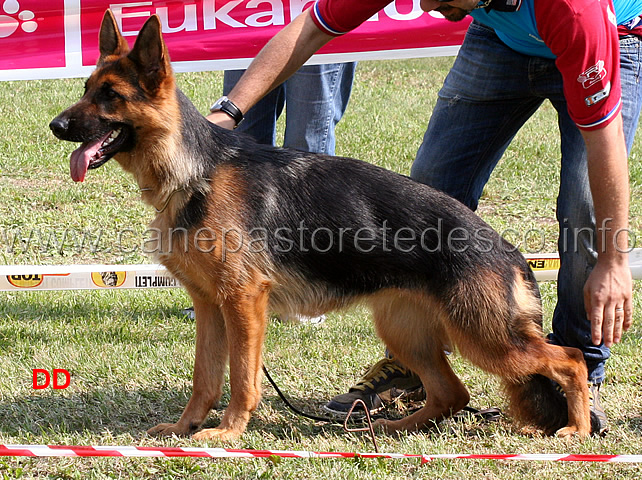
top-left (209, 96), bottom-right (244, 128)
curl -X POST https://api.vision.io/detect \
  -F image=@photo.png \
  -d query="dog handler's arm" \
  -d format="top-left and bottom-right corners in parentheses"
top-left (535, 0), bottom-right (634, 349)
top-left (206, 11), bottom-right (334, 128)
top-left (581, 114), bottom-right (633, 348)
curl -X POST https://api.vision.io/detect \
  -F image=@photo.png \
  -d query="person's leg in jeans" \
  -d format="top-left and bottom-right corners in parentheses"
top-left (618, 35), bottom-right (642, 153)
top-left (411, 22), bottom-right (543, 208)
top-left (283, 62), bottom-right (356, 155)
top-left (546, 33), bottom-right (642, 433)
top-left (224, 63), bottom-right (356, 155)
top-left (550, 33), bottom-right (642, 385)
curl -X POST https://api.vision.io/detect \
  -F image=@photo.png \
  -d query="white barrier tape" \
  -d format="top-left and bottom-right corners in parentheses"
top-left (0, 249), bottom-right (641, 291)
top-left (0, 264), bottom-right (179, 291)
top-left (0, 444), bottom-right (640, 463)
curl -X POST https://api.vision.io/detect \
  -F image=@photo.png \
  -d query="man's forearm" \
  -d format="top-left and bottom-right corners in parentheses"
top-left (582, 115), bottom-right (630, 261)
top-left (581, 113), bottom-right (633, 347)
top-left (225, 11), bottom-right (334, 115)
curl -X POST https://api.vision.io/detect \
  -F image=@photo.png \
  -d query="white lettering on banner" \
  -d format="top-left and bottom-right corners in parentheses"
top-left (384, 0), bottom-right (423, 21)
top-left (112, 0), bottom-right (248, 34)
top-left (0, 0), bottom-right (469, 82)
top-left (157, 4), bottom-right (198, 33)
top-left (245, 0), bottom-right (284, 27)
top-left (108, 0), bottom-right (427, 35)
top-left (368, 0), bottom-right (423, 22)
top-left (289, 0), bottom-right (316, 19)
top-left (109, 2), bottom-right (153, 36)
top-left (204, 0), bottom-right (246, 29)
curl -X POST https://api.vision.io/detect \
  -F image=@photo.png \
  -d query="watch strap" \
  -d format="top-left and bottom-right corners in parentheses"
top-left (210, 96), bottom-right (244, 127)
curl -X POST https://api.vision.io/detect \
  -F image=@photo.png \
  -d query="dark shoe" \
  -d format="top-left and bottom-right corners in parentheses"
top-left (323, 358), bottom-right (424, 415)
top-left (589, 383), bottom-right (608, 436)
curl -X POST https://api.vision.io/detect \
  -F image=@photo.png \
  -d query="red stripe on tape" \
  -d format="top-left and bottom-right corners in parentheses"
top-left (0, 446), bottom-right (36, 457)
top-left (0, 445), bottom-right (639, 463)
top-left (561, 454), bottom-right (618, 462)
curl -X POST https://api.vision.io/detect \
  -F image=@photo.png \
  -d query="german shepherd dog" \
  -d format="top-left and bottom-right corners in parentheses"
top-left (50, 11), bottom-right (599, 440)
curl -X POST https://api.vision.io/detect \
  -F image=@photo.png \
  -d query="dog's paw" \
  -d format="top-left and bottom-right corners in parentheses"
top-left (373, 418), bottom-right (388, 430)
top-left (518, 425), bottom-right (541, 437)
top-left (147, 422), bottom-right (191, 437)
top-left (373, 418), bottom-right (399, 435)
top-left (193, 427), bottom-right (241, 442)
top-left (555, 426), bottom-right (589, 438)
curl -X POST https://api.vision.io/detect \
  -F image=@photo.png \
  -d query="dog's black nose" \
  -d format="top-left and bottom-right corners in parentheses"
top-left (49, 116), bottom-right (69, 139)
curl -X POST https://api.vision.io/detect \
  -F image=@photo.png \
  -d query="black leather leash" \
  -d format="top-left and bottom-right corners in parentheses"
top-left (262, 365), bottom-right (344, 424)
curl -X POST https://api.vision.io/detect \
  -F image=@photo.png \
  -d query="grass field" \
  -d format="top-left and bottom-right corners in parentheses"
top-left (0, 57), bottom-right (641, 479)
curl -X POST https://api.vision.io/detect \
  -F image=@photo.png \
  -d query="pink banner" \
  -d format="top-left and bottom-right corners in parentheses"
top-left (0, 0), bottom-right (469, 81)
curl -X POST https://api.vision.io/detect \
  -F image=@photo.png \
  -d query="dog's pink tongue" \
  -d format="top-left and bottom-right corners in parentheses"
top-left (69, 139), bottom-right (101, 182)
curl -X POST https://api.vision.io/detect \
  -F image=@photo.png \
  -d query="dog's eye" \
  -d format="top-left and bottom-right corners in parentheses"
top-left (99, 83), bottom-right (122, 101)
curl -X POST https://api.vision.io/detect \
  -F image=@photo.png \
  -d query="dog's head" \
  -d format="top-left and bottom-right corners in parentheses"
top-left (49, 11), bottom-right (175, 182)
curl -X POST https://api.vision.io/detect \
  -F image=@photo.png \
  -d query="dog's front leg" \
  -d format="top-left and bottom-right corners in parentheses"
top-left (193, 282), bottom-right (270, 441)
top-left (148, 296), bottom-right (228, 437)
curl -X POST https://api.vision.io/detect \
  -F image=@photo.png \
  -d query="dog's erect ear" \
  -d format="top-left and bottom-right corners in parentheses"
top-left (98, 10), bottom-right (130, 65)
top-left (128, 15), bottom-right (171, 93)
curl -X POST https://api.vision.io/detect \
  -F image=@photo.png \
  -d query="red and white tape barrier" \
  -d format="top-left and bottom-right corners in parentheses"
top-left (0, 445), bottom-right (640, 463)
top-left (1, 249), bottom-right (641, 291)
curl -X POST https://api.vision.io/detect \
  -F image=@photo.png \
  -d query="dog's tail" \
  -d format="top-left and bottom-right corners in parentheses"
top-left (504, 375), bottom-right (602, 435)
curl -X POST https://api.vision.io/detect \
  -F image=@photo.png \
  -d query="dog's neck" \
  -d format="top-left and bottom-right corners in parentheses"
top-left (125, 87), bottom-right (231, 216)
top-left (139, 185), bottom-right (185, 213)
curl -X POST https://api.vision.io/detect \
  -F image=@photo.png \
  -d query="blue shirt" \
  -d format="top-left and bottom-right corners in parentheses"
top-left (471, 0), bottom-right (642, 58)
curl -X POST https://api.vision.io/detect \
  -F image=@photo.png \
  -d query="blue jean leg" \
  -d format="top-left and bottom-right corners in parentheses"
top-left (411, 22), bottom-right (642, 383)
top-left (411, 21), bottom-right (544, 209)
top-left (619, 34), bottom-right (642, 153)
top-left (223, 62), bottom-right (356, 155)
top-left (283, 63), bottom-right (356, 154)
top-left (224, 69), bottom-right (284, 145)
top-left (548, 95), bottom-right (602, 381)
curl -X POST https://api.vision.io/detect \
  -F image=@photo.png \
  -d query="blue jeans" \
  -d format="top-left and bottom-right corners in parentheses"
top-left (411, 21), bottom-right (642, 384)
top-left (223, 62), bottom-right (356, 155)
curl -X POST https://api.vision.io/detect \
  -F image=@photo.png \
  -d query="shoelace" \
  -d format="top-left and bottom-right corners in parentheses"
top-left (351, 359), bottom-right (408, 392)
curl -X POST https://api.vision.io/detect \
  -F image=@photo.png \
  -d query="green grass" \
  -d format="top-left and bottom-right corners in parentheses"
top-left (0, 58), bottom-right (641, 478)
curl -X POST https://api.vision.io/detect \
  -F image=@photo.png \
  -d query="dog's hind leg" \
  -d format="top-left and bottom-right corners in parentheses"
top-left (447, 268), bottom-right (591, 437)
top-left (193, 279), bottom-right (271, 441)
top-left (536, 344), bottom-right (592, 437)
top-left (377, 350), bottom-right (470, 434)
top-left (367, 293), bottom-right (470, 434)
top-left (496, 340), bottom-right (592, 437)
top-left (148, 295), bottom-right (228, 437)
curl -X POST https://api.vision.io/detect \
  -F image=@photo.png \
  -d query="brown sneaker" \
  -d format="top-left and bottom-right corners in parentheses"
top-left (323, 358), bottom-right (424, 415)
